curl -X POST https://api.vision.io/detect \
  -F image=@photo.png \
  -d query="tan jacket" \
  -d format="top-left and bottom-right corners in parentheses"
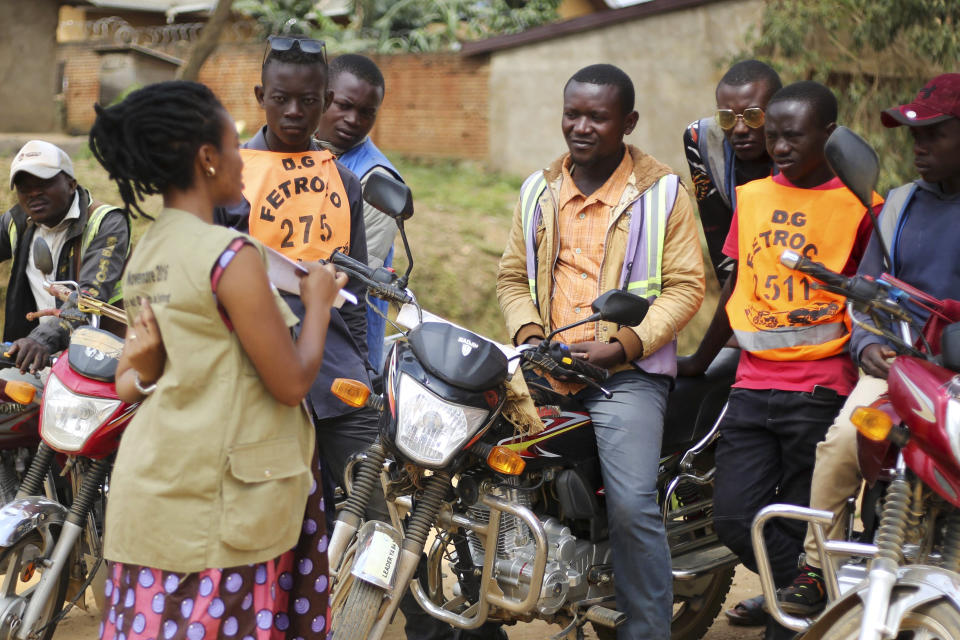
top-left (105, 209), bottom-right (313, 572)
top-left (497, 146), bottom-right (704, 371)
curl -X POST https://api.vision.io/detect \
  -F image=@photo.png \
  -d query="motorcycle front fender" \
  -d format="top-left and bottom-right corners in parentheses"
top-left (349, 520), bottom-right (403, 592)
top-left (0, 497), bottom-right (68, 547)
top-left (802, 565), bottom-right (960, 639)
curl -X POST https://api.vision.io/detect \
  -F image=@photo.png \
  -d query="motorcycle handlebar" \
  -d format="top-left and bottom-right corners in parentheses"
top-left (522, 341), bottom-right (609, 383)
top-left (779, 250), bottom-right (850, 290)
top-left (779, 250), bottom-right (891, 308)
top-left (329, 251), bottom-right (413, 305)
top-left (0, 342), bottom-right (53, 373)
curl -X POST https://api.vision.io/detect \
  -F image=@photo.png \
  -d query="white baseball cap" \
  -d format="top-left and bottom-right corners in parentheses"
top-left (9, 140), bottom-right (75, 190)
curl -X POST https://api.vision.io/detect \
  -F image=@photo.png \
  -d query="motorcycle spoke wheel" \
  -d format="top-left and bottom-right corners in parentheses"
top-left (329, 578), bottom-right (384, 640)
top-left (670, 565), bottom-right (735, 640)
top-left (822, 598), bottom-right (960, 639)
top-left (0, 531), bottom-right (70, 640)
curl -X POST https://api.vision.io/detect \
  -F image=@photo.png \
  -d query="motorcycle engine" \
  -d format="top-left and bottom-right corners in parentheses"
top-left (464, 480), bottom-right (580, 615)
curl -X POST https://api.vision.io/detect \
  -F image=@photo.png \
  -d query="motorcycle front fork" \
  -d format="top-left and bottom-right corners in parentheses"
top-left (14, 444), bottom-right (55, 500)
top-left (327, 439), bottom-right (451, 640)
top-left (328, 441), bottom-right (388, 572)
top-left (857, 457), bottom-right (911, 640)
top-left (14, 457), bottom-right (110, 640)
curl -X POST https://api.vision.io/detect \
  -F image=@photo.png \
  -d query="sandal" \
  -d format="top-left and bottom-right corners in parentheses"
top-left (724, 594), bottom-right (768, 626)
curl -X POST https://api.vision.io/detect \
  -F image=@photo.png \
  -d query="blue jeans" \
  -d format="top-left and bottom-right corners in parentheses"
top-left (575, 370), bottom-right (672, 640)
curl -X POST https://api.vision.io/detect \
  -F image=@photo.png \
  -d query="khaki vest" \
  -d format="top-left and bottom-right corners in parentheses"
top-left (104, 208), bottom-right (314, 572)
top-left (727, 177), bottom-right (882, 361)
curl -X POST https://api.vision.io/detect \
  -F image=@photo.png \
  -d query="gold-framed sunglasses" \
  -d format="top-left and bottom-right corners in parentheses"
top-left (716, 107), bottom-right (765, 130)
top-left (264, 35), bottom-right (327, 64)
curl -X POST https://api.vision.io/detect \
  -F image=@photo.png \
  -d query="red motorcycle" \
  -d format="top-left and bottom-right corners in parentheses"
top-left (752, 128), bottom-right (960, 640)
top-left (0, 358), bottom-right (44, 505)
top-left (0, 238), bottom-right (135, 640)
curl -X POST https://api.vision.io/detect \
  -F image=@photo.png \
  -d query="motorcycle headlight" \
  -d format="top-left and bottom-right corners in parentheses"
top-left (394, 373), bottom-right (491, 467)
top-left (41, 373), bottom-right (122, 452)
top-left (947, 396), bottom-right (960, 466)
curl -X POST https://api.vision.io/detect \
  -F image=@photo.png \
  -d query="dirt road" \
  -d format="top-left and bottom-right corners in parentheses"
top-left (53, 566), bottom-right (765, 640)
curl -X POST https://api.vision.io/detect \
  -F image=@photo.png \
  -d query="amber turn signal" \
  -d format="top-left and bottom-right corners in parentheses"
top-left (331, 378), bottom-right (371, 408)
top-left (1, 381), bottom-right (35, 405)
top-left (487, 446), bottom-right (526, 475)
top-left (851, 406), bottom-right (894, 441)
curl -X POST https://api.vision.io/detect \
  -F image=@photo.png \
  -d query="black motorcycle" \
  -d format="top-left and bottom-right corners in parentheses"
top-left (325, 173), bottom-right (738, 640)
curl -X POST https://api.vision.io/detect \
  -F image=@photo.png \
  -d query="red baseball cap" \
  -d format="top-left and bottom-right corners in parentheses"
top-left (881, 73), bottom-right (960, 128)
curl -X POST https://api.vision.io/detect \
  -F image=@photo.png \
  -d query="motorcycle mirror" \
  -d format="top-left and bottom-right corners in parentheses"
top-left (363, 172), bottom-right (415, 287)
top-left (591, 290), bottom-right (650, 326)
top-left (941, 322), bottom-right (960, 373)
top-left (544, 290), bottom-right (650, 344)
top-left (32, 237), bottom-right (54, 276)
top-left (363, 172), bottom-right (413, 221)
top-left (824, 126), bottom-right (880, 210)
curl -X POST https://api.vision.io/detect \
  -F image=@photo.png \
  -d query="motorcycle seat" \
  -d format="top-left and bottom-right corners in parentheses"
top-left (661, 348), bottom-right (738, 453)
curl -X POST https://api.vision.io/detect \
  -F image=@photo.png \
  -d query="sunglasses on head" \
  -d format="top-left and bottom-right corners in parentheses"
top-left (265, 35), bottom-right (327, 64)
top-left (716, 107), bottom-right (765, 130)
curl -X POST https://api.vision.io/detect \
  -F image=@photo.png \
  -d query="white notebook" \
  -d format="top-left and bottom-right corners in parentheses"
top-left (265, 246), bottom-right (357, 309)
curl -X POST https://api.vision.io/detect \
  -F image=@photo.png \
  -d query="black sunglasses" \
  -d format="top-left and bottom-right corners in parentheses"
top-left (264, 35), bottom-right (327, 64)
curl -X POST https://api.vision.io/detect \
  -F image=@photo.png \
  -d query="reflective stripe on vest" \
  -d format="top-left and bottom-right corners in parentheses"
top-left (726, 176), bottom-right (882, 360)
top-left (519, 171), bottom-right (547, 301)
top-left (620, 174), bottom-right (676, 298)
top-left (735, 320), bottom-right (848, 352)
top-left (520, 172), bottom-right (677, 305)
top-left (82, 205), bottom-right (121, 255)
top-left (84, 205), bottom-right (127, 304)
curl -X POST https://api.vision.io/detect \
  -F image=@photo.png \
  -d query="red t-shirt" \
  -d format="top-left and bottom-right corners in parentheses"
top-left (722, 174), bottom-right (875, 395)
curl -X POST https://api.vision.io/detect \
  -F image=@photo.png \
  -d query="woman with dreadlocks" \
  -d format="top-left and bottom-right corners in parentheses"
top-left (89, 80), bottom-right (344, 640)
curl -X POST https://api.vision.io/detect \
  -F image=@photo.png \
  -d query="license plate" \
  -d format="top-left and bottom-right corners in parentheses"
top-left (351, 529), bottom-right (400, 590)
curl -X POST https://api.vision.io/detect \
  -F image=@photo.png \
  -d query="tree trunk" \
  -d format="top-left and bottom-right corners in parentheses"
top-left (176, 0), bottom-right (236, 81)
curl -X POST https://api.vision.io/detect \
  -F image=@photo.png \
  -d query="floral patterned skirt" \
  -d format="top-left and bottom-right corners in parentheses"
top-left (100, 447), bottom-right (330, 640)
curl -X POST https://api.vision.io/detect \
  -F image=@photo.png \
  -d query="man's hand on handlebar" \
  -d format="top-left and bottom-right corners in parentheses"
top-left (7, 338), bottom-right (51, 375)
top-left (569, 341), bottom-right (625, 369)
top-left (860, 343), bottom-right (896, 380)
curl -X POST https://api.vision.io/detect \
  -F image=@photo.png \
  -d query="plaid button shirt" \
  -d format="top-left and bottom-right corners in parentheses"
top-left (548, 151), bottom-right (632, 394)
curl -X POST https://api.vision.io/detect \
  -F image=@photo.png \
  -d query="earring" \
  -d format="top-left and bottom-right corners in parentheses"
top-left (206, 167), bottom-right (216, 177)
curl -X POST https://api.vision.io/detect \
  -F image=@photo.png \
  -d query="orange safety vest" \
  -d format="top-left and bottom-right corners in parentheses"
top-left (241, 148), bottom-right (350, 262)
top-left (726, 177), bottom-right (882, 361)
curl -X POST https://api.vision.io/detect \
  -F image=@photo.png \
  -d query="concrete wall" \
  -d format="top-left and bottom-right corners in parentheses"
top-left (1, 0), bottom-right (60, 132)
top-left (487, 0), bottom-right (764, 178)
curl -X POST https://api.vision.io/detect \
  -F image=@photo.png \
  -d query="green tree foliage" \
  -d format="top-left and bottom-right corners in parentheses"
top-left (234, 0), bottom-right (323, 35)
top-left (235, 0), bottom-right (559, 53)
top-left (746, 0), bottom-right (960, 193)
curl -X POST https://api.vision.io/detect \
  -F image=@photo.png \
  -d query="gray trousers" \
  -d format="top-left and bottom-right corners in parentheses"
top-left (576, 370), bottom-right (673, 640)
